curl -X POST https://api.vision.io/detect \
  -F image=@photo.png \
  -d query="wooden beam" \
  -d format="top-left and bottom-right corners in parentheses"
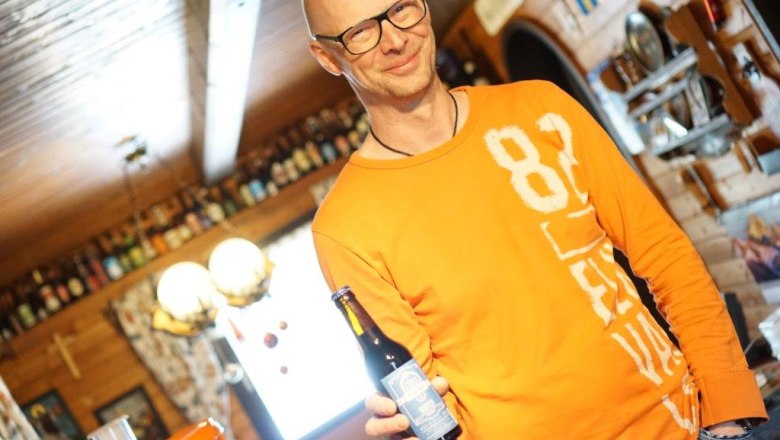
top-left (190, 0), bottom-right (261, 184)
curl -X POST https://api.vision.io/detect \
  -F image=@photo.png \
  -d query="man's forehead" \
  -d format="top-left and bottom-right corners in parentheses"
top-left (308, 0), bottom-right (396, 34)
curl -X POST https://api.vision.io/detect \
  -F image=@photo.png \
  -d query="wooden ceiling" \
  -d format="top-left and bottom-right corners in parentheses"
top-left (0, 0), bottom-right (471, 286)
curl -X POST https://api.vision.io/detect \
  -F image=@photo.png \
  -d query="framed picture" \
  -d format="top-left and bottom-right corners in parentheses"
top-left (94, 386), bottom-right (169, 440)
top-left (21, 389), bottom-right (84, 440)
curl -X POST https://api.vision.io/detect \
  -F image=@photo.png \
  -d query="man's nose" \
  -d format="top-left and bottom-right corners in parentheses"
top-left (378, 20), bottom-right (407, 53)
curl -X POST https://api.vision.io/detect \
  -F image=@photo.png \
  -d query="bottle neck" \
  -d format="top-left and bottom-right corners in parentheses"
top-left (334, 290), bottom-right (384, 344)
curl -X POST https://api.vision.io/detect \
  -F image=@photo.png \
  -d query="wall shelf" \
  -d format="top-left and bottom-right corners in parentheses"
top-left (622, 48), bottom-right (698, 102)
top-left (650, 113), bottom-right (732, 155)
top-left (628, 78), bottom-right (689, 118)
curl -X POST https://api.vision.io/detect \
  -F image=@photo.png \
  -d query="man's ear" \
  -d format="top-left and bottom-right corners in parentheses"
top-left (308, 41), bottom-right (344, 76)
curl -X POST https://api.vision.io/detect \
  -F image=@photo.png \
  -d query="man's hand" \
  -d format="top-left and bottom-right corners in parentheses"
top-left (704, 421), bottom-right (747, 436)
top-left (364, 376), bottom-right (450, 439)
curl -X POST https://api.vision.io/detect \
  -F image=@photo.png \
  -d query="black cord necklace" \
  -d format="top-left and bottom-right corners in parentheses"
top-left (369, 92), bottom-right (459, 157)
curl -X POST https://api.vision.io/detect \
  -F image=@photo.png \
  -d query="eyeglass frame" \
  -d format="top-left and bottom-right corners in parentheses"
top-left (312, 0), bottom-right (428, 55)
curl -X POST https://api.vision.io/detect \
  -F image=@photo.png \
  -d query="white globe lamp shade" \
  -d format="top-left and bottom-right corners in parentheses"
top-left (208, 238), bottom-right (266, 297)
top-left (157, 262), bottom-right (218, 322)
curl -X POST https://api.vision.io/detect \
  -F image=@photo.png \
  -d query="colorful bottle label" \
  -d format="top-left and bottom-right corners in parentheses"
top-left (128, 246), bottom-right (146, 268)
top-left (55, 284), bottom-right (71, 304)
top-left (164, 229), bottom-right (184, 250)
top-left (103, 256), bottom-right (125, 280)
top-left (321, 141), bottom-right (338, 163)
top-left (67, 277), bottom-right (85, 298)
top-left (206, 202), bottom-right (226, 223)
top-left (17, 304), bottom-right (37, 328)
top-left (381, 360), bottom-right (458, 440)
top-left (248, 180), bottom-right (267, 202)
top-left (41, 286), bottom-right (61, 312)
top-left (239, 185), bottom-right (257, 207)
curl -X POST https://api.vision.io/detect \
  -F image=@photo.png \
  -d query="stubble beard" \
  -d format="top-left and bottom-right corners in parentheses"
top-left (350, 40), bottom-right (438, 102)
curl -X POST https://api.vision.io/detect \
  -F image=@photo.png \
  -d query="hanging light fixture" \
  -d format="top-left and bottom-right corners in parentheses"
top-left (152, 239), bottom-right (273, 336)
top-left (208, 238), bottom-right (273, 307)
top-left (153, 262), bottom-right (224, 336)
top-left (120, 135), bottom-right (274, 335)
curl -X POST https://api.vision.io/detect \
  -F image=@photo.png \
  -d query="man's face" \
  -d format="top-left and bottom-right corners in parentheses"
top-left (309, 0), bottom-right (437, 100)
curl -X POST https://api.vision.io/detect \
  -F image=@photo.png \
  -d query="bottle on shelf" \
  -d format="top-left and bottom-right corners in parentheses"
top-left (121, 223), bottom-right (147, 269)
top-left (259, 155), bottom-right (280, 198)
top-left (335, 105), bottom-right (354, 132)
top-left (32, 268), bottom-right (61, 315)
top-left (64, 261), bottom-right (86, 301)
top-left (332, 287), bottom-right (462, 440)
top-left (162, 199), bottom-right (185, 251)
top-left (107, 231), bottom-right (133, 274)
top-left (13, 280), bottom-right (38, 329)
top-left (276, 135), bottom-right (303, 182)
top-left (287, 127), bottom-right (314, 174)
top-left (98, 233), bottom-right (125, 281)
top-left (73, 251), bottom-right (101, 293)
top-left (180, 190), bottom-right (205, 236)
top-left (234, 164), bottom-right (257, 208)
top-left (219, 182), bottom-right (241, 217)
top-left (146, 208), bottom-right (170, 257)
top-left (0, 289), bottom-right (17, 341)
top-left (2, 287), bottom-right (24, 337)
top-left (308, 115), bottom-right (338, 164)
top-left (246, 155), bottom-right (268, 203)
top-left (191, 186), bottom-right (216, 231)
top-left (265, 142), bottom-right (290, 189)
top-left (48, 265), bottom-right (72, 306)
top-left (85, 242), bottom-right (111, 286)
top-left (134, 213), bottom-right (159, 261)
top-left (205, 186), bottom-right (227, 223)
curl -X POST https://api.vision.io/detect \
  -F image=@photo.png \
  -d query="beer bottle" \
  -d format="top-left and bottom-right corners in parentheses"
top-left (14, 279), bottom-right (38, 328)
top-left (247, 156), bottom-right (268, 202)
top-left (332, 287), bottom-right (461, 440)
top-left (73, 252), bottom-right (101, 293)
top-left (287, 127), bottom-right (313, 175)
top-left (98, 233), bottom-right (125, 281)
top-left (162, 198), bottom-right (185, 250)
top-left (180, 190), bottom-right (205, 236)
top-left (64, 261), bottom-right (86, 300)
top-left (48, 265), bottom-right (72, 306)
top-left (121, 223), bottom-right (147, 269)
top-left (2, 287), bottom-right (24, 336)
top-left (206, 186), bottom-right (227, 223)
top-left (0, 289), bottom-right (16, 341)
top-left (32, 268), bottom-right (61, 314)
top-left (85, 242), bottom-right (111, 285)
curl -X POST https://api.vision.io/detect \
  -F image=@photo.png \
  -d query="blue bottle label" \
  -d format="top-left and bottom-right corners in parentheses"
top-left (248, 180), bottom-right (266, 201)
top-left (104, 256), bottom-right (125, 280)
top-left (381, 359), bottom-right (458, 440)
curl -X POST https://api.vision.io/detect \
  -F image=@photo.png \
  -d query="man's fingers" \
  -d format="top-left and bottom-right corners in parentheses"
top-left (430, 376), bottom-right (450, 397)
top-left (365, 393), bottom-right (397, 416)
top-left (365, 413), bottom-right (410, 438)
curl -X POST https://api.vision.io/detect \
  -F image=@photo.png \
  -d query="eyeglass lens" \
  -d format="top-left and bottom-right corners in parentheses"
top-left (343, 0), bottom-right (425, 54)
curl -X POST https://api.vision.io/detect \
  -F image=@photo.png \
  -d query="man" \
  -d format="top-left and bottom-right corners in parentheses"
top-left (303, 0), bottom-right (768, 438)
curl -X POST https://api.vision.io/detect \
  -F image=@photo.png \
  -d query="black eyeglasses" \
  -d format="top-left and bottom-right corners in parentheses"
top-left (314, 0), bottom-right (427, 55)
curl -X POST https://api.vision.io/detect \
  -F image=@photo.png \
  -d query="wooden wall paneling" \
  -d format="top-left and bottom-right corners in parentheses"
top-left (0, 159), bottom-right (346, 438)
top-left (0, 0), bottom-right (199, 286)
top-left (0, 148), bottom-right (200, 287)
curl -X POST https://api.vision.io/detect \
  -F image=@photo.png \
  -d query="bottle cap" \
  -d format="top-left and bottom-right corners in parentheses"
top-left (331, 286), bottom-right (351, 302)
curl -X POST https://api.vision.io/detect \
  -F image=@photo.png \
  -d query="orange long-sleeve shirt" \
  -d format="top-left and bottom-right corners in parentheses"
top-left (312, 81), bottom-right (766, 439)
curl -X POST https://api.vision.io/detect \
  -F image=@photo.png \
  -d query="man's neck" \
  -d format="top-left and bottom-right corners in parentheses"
top-left (359, 79), bottom-right (459, 158)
